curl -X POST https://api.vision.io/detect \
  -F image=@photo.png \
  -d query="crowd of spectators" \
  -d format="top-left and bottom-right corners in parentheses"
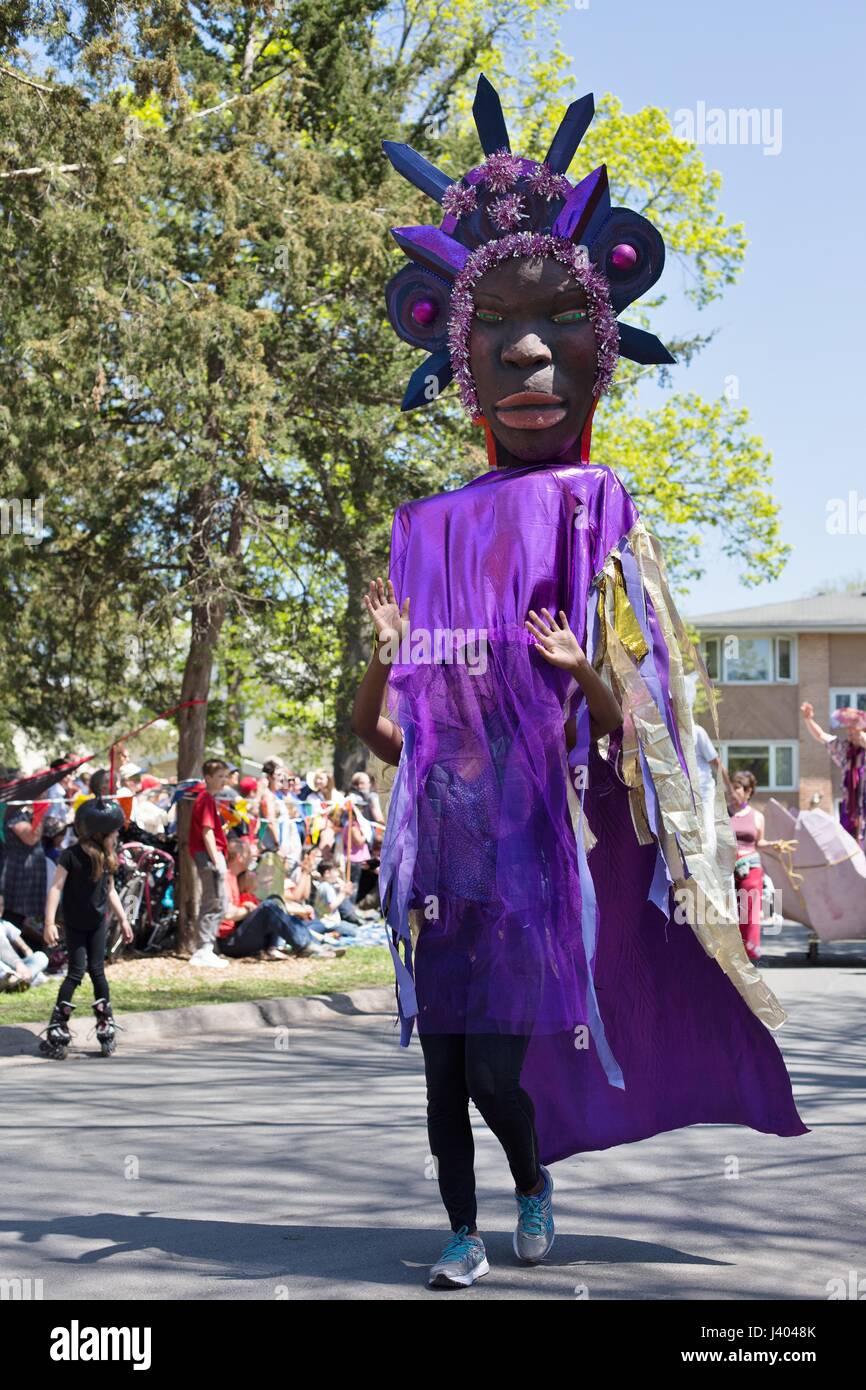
top-left (0, 752), bottom-right (388, 989)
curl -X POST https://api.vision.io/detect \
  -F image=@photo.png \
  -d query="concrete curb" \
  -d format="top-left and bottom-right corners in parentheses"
top-left (0, 985), bottom-right (398, 1060)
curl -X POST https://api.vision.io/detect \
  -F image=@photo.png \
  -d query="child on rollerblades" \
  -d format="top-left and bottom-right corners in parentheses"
top-left (40, 786), bottom-right (133, 1058)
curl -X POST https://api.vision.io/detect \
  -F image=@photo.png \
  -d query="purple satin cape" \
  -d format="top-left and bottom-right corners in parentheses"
top-left (378, 456), bottom-right (809, 1160)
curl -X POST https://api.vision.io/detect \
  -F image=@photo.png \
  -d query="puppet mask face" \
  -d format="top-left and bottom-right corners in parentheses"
top-left (469, 256), bottom-right (598, 465)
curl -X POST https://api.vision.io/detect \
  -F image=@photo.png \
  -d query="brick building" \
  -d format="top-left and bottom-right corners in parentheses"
top-left (686, 593), bottom-right (866, 816)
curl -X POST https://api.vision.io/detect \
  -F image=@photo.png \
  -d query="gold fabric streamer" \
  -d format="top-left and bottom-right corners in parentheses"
top-left (587, 519), bottom-right (789, 1033)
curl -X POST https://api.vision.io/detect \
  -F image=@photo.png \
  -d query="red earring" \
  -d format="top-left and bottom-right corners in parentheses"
top-left (579, 399), bottom-right (598, 464)
top-left (473, 415), bottom-right (499, 469)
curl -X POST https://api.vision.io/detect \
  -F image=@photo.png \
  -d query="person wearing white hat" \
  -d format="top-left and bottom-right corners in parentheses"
top-left (683, 673), bottom-right (724, 857)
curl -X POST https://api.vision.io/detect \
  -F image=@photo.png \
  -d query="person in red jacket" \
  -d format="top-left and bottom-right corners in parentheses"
top-left (188, 758), bottom-right (230, 969)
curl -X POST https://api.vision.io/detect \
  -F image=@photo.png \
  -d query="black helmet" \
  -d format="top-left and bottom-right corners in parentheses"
top-left (74, 796), bottom-right (124, 840)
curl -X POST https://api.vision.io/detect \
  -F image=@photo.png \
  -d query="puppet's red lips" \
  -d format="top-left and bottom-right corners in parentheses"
top-left (495, 392), bottom-right (567, 430)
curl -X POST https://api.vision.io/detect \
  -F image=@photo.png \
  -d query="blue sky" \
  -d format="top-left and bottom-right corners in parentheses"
top-left (552, 0), bottom-right (865, 616)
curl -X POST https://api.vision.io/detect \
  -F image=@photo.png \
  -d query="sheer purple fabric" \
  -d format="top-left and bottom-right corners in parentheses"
top-left (378, 457), bottom-right (810, 1159)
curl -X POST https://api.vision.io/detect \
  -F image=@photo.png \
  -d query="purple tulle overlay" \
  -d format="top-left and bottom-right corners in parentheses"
top-left (378, 458), bottom-right (810, 1159)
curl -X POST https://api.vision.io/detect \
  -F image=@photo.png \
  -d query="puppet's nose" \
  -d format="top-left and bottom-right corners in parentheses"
top-left (502, 333), bottom-right (552, 369)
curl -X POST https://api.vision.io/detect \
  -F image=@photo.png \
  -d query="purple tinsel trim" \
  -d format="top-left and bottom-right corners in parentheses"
top-left (478, 148), bottom-right (523, 193)
top-left (489, 192), bottom-right (527, 231)
top-left (446, 231), bottom-right (620, 421)
top-left (525, 162), bottom-right (573, 201)
top-left (441, 180), bottom-right (478, 219)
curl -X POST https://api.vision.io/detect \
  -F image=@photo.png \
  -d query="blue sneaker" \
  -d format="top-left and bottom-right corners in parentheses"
top-left (513, 1164), bottom-right (555, 1263)
top-left (427, 1225), bottom-right (490, 1288)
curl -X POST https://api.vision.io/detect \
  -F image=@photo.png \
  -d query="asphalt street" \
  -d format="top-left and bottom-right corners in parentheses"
top-left (1, 944), bottom-right (864, 1300)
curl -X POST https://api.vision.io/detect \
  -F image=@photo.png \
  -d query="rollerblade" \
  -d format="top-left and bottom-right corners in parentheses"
top-left (38, 1001), bottom-right (76, 1060)
top-left (92, 997), bottom-right (121, 1056)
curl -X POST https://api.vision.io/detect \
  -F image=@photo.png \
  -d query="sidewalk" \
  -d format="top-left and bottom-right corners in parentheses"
top-left (0, 985), bottom-right (397, 1061)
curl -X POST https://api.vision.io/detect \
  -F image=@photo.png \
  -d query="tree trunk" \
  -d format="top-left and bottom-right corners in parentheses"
top-left (223, 654), bottom-right (246, 764)
top-left (175, 481), bottom-right (247, 950)
top-left (333, 561), bottom-right (372, 790)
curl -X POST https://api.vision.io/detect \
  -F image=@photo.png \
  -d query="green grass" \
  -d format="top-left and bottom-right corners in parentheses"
top-left (0, 947), bottom-right (394, 1025)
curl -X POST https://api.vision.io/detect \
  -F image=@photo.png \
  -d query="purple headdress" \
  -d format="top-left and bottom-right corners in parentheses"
top-left (383, 74), bottom-right (674, 414)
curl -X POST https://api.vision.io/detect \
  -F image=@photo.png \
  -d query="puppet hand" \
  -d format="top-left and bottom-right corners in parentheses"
top-left (363, 577), bottom-right (409, 646)
top-left (525, 609), bottom-right (586, 670)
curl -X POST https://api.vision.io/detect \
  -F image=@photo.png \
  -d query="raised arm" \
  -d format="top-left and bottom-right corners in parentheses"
top-left (350, 577), bottom-right (407, 768)
top-left (800, 701), bottom-right (833, 745)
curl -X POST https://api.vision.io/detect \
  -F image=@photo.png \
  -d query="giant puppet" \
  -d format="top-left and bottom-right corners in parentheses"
top-left (372, 76), bottom-right (808, 1160)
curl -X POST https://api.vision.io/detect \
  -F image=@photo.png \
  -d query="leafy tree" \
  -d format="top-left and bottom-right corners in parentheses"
top-left (0, 0), bottom-right (789, 812)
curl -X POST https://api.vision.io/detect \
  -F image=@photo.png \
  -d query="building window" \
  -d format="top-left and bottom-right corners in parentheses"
top-left (829, 687), bottom-right (866, 714)
top-left (702, 637), bottom-right (719, 680)
top-left (723, 741), bottom-right (798, 791)
top-left (700, 633), bottom-right (797, 684)
top-left (777, 638), bottom-right (793, 680)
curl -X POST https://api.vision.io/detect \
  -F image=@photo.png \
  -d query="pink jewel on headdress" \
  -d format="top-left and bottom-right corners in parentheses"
top-left (489, 192), bottom-right (527, 232)
top-left (479, 148), bottom-right (522, 193)
top-left (441, 181), bottom-right (478, 219)
top-left (610, 243), bottom-right (638, 269)
top-left (410, 298), bottom-right (439, 325)
top-left (524, 162), bottom-right (572, 201)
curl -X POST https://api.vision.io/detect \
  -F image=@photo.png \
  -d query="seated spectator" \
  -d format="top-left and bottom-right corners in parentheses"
top-left (279, 846), bottom-right (349, 951)
top-left (217, 841), bottom-right (340, 960)
top-left (0, 917), bottom-right (49, 989)
top-left (315, 860), bottom-right (377, 929)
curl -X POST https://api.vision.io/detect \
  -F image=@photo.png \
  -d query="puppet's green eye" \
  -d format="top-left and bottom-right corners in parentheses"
top-left (475, 309), bottom-right (504, 323)
top-left (552, 309), bottom-right (588, 323)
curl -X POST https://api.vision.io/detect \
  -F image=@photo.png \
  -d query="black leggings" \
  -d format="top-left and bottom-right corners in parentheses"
top-left (418, 1031), bottom-right (540, 1233)
top-left (57, 919), bottom-right (109, 1006)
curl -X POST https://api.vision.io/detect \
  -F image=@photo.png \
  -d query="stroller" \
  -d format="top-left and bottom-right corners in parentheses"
top-left (109, 839), bottom-right (178, 956)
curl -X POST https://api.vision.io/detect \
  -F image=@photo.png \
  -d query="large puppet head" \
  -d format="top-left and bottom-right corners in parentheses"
top-left (383, 75), bottom-right (674, 463)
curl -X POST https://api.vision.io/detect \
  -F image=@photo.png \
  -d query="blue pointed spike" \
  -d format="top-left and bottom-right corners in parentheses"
top-left (391, 225), bottom-right (468, 278)
top-left (552, 164), bottom-right (609, 242)
top-left (617, 322), bottom-right (676, 365)
top-left (543, 93), bottom-right (595, 173)
top-left (472, 73), bottom-right (511, 155)
top-left (402, 350), bottom-right (453, 411)
top-left (381, 141), bottom-right (453, 204)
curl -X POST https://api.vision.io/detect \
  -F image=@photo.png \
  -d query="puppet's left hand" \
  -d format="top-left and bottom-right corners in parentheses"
top-left (525, 609), bottom-right (586, 671)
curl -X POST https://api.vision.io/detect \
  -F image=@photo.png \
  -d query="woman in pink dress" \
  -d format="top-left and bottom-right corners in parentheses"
top-left (728, 770), bottom-right (784, 962)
